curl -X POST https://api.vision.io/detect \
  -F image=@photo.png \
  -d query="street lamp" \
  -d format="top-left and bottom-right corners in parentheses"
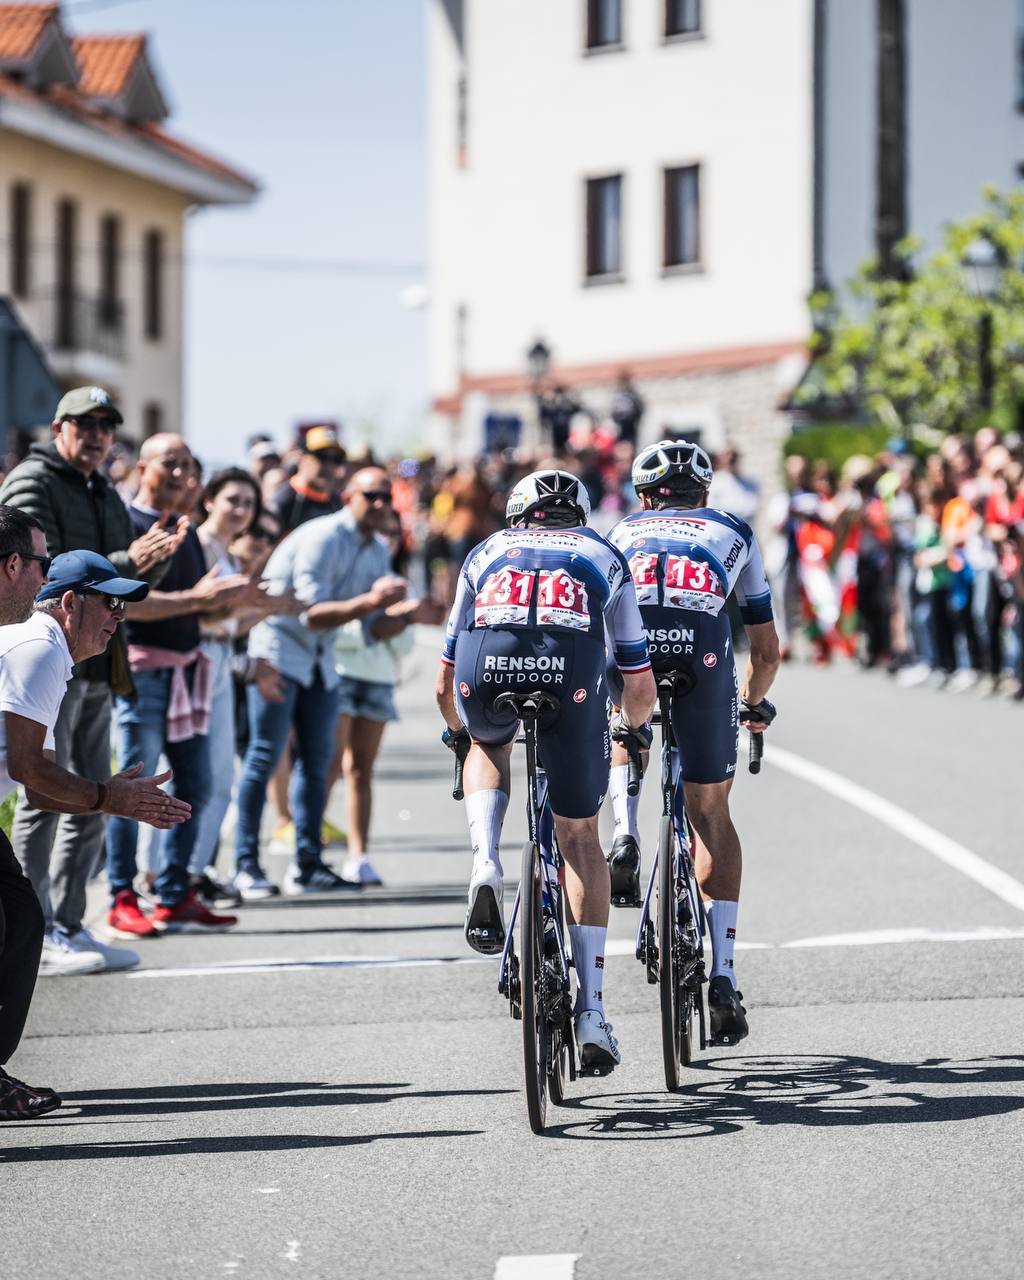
top-left (962, 237), bottom-right (1006, 413)
top-left (526, 338), bottom-right (552, 448)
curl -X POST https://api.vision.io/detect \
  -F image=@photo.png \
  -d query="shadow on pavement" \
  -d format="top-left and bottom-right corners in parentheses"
top-left (0, 1129), bottom-right (483, 1162)
top-left (223, 922), bottom-right (458, 938)
top-left (50, 1081), bottom-right (515, 1121)
top-left (545, 1054), bottom-right (1024, 1140)
top-left (239, 886), bottom-right (468, 910)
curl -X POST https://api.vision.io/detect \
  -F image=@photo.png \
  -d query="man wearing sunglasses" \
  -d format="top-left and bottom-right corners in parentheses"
top-left (267, 425), bottom-right (347, 533)
top-left (0, 388), bottom-right (187, 977)
top-left (0, 541), bottom-right (190, 1121)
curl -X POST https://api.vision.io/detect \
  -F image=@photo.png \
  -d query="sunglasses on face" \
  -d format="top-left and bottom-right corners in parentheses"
top-left (68, 414), bottom-right (117, 435)
top-left (316, 452), bottom-right (345, 466)
top-left (2, 551), bottom-right (52, 575)
top-left (359, 490), bottom-right (393, 504)
top-left (251, 526), bottom-right (279, 544)
top-left (82, 591), bottom-right (127, 616)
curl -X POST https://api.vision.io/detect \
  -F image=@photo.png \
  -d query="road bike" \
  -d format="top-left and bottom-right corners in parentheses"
top-left (624, 673), bottom-right (764, 1091)
top-left (450, 690), bottom-right (586, 1135)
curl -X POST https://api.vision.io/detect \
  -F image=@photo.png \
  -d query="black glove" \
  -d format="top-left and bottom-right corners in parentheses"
top-left (610, 714), bottom-right (654, 751)
top-left (441, 726), bottom-right (471, 761)
top-left (740, 697), bottom-right (777, 728)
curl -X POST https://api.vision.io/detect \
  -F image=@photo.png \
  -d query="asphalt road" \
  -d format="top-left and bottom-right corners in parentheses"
top-left (3, 631), bottom-right (1023, 1280)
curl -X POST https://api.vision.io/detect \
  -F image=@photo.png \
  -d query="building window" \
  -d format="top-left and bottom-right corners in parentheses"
top-left (55, 197), bottom-right (77, 349)
top-left (456, 72), bottom-right (468, 167)
top-left (143, 402), bottom-right (163, 437)
top-left (99, 214), bottom-right (121, 327)
top-left (663, 164), bottom-right (701, 268)
top-left (585, 0), bottom-right (622, 49)
top-left (665, 0), bottom-right (701, 38)
top-left (9, 183), bottom-right (31, 299)
top-left (585, 174), bottom-right (623, 279)
top-left (143, 228), bottom-right (163, 341)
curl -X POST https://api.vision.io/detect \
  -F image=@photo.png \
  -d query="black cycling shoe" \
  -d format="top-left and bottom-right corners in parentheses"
top-left (608, 835), bottom-right (642, 908)
top-left (707, 976), bottom-right (749, 1046)
top-left (465, 881), bottom-right (506, 956)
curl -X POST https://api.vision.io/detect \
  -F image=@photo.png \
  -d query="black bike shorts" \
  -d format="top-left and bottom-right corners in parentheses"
top-left (608, 605), bottom-right (738, 785)
top-left (454, 626), bottom-right (611, 819)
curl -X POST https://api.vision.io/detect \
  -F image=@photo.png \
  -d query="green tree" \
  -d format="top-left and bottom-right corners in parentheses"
top-left (801, 188), bottom-right (1024, 434)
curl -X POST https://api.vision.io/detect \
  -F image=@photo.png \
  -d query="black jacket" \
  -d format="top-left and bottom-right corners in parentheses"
top-left (0, 442), bottom-right (165, 682)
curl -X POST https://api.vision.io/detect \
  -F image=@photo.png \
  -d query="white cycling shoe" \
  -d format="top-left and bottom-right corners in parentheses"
top-left (464, 860), bottom-right (505, 955)
top-left (575, 1009), bottom-right (621, 1076)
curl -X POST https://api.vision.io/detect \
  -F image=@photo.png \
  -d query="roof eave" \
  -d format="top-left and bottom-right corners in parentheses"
top-left (0, 92), bottom-right (258, 205)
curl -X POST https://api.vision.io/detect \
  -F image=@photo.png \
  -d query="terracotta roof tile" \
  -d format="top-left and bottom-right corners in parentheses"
top-left (0, 3), bottom-right (58, 61)
top-left (71, 33), bottom-right (144, 99)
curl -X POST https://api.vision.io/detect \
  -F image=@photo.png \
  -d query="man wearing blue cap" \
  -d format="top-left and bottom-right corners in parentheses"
top-left (0, 540), bottom-right (190, 1120)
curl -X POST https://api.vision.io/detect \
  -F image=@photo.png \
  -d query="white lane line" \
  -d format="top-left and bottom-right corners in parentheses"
top-left (765, 742), bottom-right (1024, 913)
top-left (123, 926), bottom-right (1024, 980)
top-left (495, 1256), bottom-right (579, 1280)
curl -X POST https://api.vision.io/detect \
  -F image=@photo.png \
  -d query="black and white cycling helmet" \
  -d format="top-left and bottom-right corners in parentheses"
top-left (505, 469), bottom-right (591, 527)
top-left (632, 439), bottom-right (714, 500)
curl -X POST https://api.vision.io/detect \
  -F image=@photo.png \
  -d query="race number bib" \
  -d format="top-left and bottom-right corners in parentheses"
top-left (664, 555), bottom-right (726, 614)
top-left (536, 569), bottom-right (589, 631)
top-left (474, 568), bottom-right (534, 627)
top-left (628, 552), bottom-right (659, 606)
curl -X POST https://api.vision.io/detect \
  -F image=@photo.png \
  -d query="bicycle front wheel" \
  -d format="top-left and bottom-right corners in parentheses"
top-left (520, 837), bottom-right (549, 1134)
top-left (657, 813), bottom-right (684, 1091)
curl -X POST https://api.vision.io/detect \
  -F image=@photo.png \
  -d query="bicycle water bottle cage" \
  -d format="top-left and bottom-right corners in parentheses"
top-left (493, 689), bottom-right (562, 723)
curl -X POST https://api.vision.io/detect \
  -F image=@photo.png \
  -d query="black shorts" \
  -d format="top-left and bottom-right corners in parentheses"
top-left (608, 605), bottom-right (738, 785)
top-left (454, 627), bottom-right (611, 819)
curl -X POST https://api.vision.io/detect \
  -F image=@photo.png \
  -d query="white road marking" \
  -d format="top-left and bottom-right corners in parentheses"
top-left (281, 1241), bottom-right (301, 1263)
top-left (765, 742), bottom-right (1024, 913)
top-left (495, 1256), bottom-right (579, 1280)
top-left (121, 925), bottom-right (1024, 981)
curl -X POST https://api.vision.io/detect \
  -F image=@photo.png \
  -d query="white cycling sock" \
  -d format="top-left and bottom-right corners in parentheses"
top-left (465, 789), bottom-right (508, 877)
top-left (569, 924), bottom-right (607, 1018)
top-left (706, 898), bottom-right (738, 987)
top-left (608, 765), bottom-right (641, 841)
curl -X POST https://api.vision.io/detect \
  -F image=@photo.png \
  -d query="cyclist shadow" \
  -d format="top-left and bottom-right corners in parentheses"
top-left (545, 1054), bottom-right (1024, 1140)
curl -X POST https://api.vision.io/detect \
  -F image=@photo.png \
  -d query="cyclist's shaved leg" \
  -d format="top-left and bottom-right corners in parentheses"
top-left (686, 779), bottom-right (743, 999)
top-left (554, 813), bottom-right (610, 1021)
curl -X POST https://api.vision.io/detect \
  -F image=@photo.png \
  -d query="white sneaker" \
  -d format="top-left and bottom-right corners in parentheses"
top-left (947, 668), bottom-right (979, 694)
top-left (38, 930), bottom-right (105, 976)
top-left (896, 662), bottom-right (932, 688)
top-left (465, 860), bottom-right (505, 955)
top-left (575, 1009), bottom-right (621, 1075)
top-left (62, 927), bottom-right (140, 973)
top-left (340, 856), bottom-right (383, 886)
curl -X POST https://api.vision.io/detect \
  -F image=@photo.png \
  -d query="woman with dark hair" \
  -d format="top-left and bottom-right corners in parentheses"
top-left (188, 469), bottom-right (273, 901)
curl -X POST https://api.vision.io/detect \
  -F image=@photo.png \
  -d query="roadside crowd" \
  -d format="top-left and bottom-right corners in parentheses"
top-left (769, 429), bottom-right (1024, 695)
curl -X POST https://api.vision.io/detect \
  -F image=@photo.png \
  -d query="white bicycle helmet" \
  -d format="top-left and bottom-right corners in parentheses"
top-left (632, 439), bottom-right (713, 498)
top-left (505, 469), bottom-right (591, 527)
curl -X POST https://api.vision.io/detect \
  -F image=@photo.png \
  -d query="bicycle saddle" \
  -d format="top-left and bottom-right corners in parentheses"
top-left (493, 689), bottom-right (562, 720)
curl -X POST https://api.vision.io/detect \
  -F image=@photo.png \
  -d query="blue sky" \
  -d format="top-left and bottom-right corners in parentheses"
top-left (70, 0), bottom-right (428, 463)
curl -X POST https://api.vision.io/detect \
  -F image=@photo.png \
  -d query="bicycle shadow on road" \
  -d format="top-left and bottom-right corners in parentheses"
top-left (545, 1054), bottom-right (1024, 1140)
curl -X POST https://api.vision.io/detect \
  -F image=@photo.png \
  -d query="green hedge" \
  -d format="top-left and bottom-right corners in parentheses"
top-left (0, 791), bottom-right (15, 839)
top-left (783, 421), bottom-right (913, 473)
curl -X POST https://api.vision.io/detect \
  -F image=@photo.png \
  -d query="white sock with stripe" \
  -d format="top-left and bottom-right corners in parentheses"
top-left (706, 898), bottom-right (739, 988)
top-left (465, 789), bottom-right (508, 877)
top-left (569, 924), bottom-right (607, 1018)
top-left (608, 765), bottom-right (641, 841)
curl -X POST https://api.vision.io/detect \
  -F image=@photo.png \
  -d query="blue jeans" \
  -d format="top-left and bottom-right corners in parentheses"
top-left (106, 669), bottom-right (211, 907)
top-left (234, 673), bottom-right (340, 871)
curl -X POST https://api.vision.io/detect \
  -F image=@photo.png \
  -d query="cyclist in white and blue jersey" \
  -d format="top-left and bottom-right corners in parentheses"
top-left (606, 441), bottom-right (781, 1045)
top-left (436, 469), bottom-right (656, 1073)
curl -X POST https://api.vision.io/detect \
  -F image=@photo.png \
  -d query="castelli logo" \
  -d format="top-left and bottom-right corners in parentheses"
top-left (632, 539), bottom-right (646, 549)
top-left (573, 688), bottom-right (587, 703)
top-left (703, 653), bottom-right (717, 668)
top-left (459, 682), bottom-right (470, 697)
top-left (507, 548), bottom-right (521, 558)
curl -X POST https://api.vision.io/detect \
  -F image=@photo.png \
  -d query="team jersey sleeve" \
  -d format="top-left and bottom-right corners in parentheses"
top-left (441, 563), bottom-right (476, 666)
top-left (603, 557), bottom-right (651, 673)
top-left (734, 535), bottom-right (774, 624)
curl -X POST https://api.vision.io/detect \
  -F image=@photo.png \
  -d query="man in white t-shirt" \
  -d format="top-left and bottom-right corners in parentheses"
top-left (0, 532), bottom-right (190, 1121)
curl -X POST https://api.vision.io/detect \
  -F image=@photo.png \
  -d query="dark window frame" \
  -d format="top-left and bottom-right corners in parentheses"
top-left (143, 227), bottom-right (164, 342)
top-left (664, 0), bottom-right (703, 40)
top-left (663, 163), bottom-right (702, 271)
top-left (99, 213), bottom-right (121, 327)
top-left (142, 402), bottom-right (163, 437)
top-left (584, 0), bottom-right (624, 52)
top-left (584, 173), bottom-right (625, 283)
top-left (55, 196), bottom-right (78, 349)
top-left (9, 183), bottom-right (31, 299)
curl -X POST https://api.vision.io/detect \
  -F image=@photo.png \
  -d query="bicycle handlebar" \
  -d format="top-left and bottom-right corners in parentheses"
top-left (748, 729), bottom-right (764, 775)
top-left (452, 752), bottom-right (465, 801)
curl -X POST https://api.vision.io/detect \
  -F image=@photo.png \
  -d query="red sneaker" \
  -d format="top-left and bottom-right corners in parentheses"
top-left (151, 889), bottom-right (238, 933)
top-left (107, 889), bottom-right (160, 939)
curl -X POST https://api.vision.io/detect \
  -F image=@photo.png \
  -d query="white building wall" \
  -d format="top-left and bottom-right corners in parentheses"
top-left (429, 0), bottom-right (814, 408)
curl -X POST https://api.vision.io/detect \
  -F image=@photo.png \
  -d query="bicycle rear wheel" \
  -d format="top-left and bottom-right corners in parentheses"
top-left (520, 837), bottom-right (548, 1133)
top-left (657, 813), bottom-right (684, 1091)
